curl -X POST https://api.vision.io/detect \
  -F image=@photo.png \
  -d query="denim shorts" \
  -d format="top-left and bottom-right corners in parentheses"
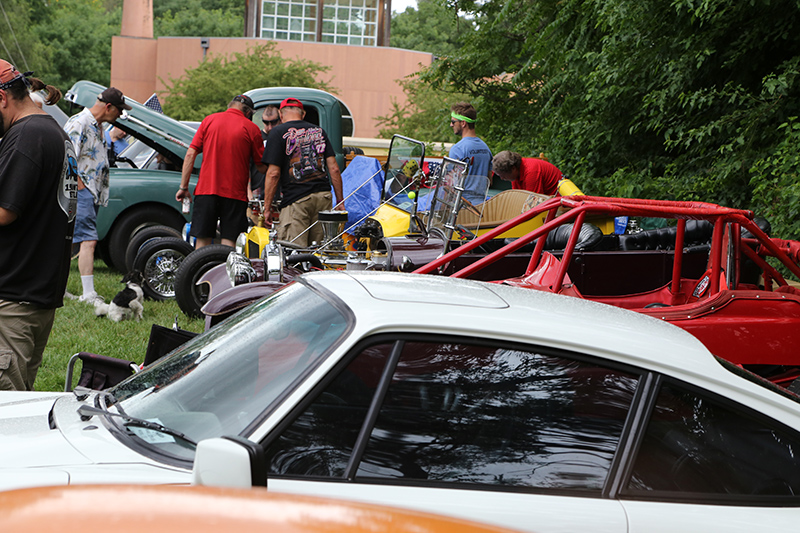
top-left (73, 187), bottom-right (99, 243)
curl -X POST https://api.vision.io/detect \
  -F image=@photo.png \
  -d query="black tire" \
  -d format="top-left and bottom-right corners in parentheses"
top-left (342, 146), bottom-right (365, 156)
top-left (175, 244), bottom-right (234, 318)
top-left (96, 239), bottom-right (113, 267)
top-left (124, 224), bottom-right (183, 273)
top-left (133, 237), bottom-right (195, 301)
top-left (106, 206), bottom-right (185, 272)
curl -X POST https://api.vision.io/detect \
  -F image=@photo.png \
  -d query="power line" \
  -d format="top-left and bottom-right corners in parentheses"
top-left (0, 0), bottom-right (28, 71)
top-left (0, 34), bottom-right (16, 66)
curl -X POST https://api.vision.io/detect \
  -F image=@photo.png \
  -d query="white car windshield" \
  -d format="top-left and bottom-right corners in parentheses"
top-left (107, 281), bottom-right (351, 461)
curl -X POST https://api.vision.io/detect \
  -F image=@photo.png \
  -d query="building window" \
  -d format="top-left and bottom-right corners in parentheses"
top-left (261, 0), bottom-right (318, 42)
top-left (261, 0), bottom-right (378, 46)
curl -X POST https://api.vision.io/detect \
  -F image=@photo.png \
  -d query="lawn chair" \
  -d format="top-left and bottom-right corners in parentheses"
top-left (64, 321), bottom-right (198, 392)
top-left (64, 352), bottom-right (139, 392)
top-left (143, 323), bottom-right (197, 367)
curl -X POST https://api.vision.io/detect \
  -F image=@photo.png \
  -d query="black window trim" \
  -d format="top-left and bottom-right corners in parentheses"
top-left (603, 371), bottom-right (660, 499)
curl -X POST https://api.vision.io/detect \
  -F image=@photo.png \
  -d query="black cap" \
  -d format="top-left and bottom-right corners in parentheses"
top-left (232, 94), bottom-right (255, 110)
top-left (98, 87), bottom-right (132, 110)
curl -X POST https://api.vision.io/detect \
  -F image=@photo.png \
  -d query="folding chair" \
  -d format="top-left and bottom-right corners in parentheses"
top-left (64, 352), bottom-right (140, 392)
top-left (143, 323), bottom-right (197, 368)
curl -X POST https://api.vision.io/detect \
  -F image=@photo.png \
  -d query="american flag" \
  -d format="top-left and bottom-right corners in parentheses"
top-left (144, 93), bottom-right (163, 114)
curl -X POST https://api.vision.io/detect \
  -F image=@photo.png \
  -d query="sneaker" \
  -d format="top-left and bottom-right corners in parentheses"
top-left (78, 292), bottom-right (104, 305)
top-left (64, 291), bottom-right (79, 301)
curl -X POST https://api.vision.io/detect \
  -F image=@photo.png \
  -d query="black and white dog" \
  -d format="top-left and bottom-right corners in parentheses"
top-left (94, 270), bottom-right (145, 322)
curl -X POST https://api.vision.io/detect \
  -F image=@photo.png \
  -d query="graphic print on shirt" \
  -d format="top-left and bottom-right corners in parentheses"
top-left (283, 127), bottom-right (327, 183)
top-left (60, 139), bottom-right (79, 222)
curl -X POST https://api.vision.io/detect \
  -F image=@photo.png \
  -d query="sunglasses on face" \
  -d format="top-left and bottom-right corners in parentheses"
top-left (450, 119), bottom-right (460, 125)
top-left (263, 118), bottom-right (280, 127)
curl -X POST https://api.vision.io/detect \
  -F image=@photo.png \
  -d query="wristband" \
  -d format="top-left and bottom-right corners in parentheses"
top-left (179, 186), bottom-right (188, 191)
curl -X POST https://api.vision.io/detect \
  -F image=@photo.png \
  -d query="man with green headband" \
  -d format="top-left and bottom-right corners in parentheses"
top-left (449, 102), bottom-right (492, 204)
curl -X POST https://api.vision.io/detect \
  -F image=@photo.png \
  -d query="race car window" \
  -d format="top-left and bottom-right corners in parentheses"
top-left (265, 335), bottom-right (640, 493)
top-left (354, 341), bottom-right (639, 492)
top-left (623, 379), bottom-right (800, 502)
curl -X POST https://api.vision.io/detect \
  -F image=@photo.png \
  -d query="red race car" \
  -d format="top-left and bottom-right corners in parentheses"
top-left (415, 195), bottom-right (800, 387)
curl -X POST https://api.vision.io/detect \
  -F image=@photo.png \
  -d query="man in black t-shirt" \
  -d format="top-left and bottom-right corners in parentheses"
top-left (0, 60), bottom-right (78, 391)
top-left (262, 98), bottom-right (344, 247)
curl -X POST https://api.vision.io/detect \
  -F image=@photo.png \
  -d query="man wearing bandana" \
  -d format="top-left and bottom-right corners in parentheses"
top-left (0, 60), bottom-right (78, 390)
top-left (449, 102), bottom-right (493, 204)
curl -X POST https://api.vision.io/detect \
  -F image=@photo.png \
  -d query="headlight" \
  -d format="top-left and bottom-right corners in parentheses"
top-left (235, 232), bottom-right (248, 254)
top-left (225, 252), bottom-right (256, 286)
top-left (262, 242), bottom-right (285, 283)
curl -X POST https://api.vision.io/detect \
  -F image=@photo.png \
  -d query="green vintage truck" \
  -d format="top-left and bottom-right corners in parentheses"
top-left (64, 81), bottom-right (356, 272)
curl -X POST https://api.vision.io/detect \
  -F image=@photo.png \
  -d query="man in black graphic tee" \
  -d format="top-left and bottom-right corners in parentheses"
top-left (262, 97), bottom-right (344, 248)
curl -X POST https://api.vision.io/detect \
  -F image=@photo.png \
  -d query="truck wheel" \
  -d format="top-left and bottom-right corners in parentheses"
top-left (125, 225), bottom-right (183, 273)
top-left (107, 206), bottom-right (185, 272)
top-left (175, 244), bottom-right (234, 318)
top-left (133, 237), bottom-right (195, 301)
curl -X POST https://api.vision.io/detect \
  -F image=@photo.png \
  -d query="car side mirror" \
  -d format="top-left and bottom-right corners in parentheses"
top-left (192, 436), bottom-right (267, 488)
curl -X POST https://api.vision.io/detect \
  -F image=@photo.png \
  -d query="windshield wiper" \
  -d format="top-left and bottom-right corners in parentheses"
top-left (77, 404), bottom-right (197, 446)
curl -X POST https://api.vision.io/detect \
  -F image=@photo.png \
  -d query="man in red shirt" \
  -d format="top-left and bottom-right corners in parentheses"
top-left (492, 150), bottom-right (562, 196)
top-left (177, 95), bottom-right (265, 248)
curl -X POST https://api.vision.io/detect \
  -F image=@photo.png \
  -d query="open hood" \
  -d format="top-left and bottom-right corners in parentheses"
top-left (65, 81), bottom-right (199, 170)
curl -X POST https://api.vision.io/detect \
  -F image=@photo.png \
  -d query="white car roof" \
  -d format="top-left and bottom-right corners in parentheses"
top-left (304, 271), bottom-right (723, 382)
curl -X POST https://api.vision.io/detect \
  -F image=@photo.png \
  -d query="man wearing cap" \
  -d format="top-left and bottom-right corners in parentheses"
top-left (0, 60), bottom-right (78, 390)
top-left (449, 101), bottom-right (492, 204)
top-left (64, 87), bottom-right (131, 304)
top-left (249, 105), bottom-right (280, 202)
top-left (177, 94), bottom-right (265, 249)
top-left (262, 97), bottom-right (344, 247)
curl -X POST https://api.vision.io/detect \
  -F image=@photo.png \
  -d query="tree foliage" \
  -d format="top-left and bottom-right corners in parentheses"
top-left (154, 0), bottom-right (243, 37)
top-left (375, 75), bottom-right (472, 144)
top-left (161, 42), bottom-right (332, 121)
top-left (390, 0), bottom-right (474, 57)
top-left (413, 0), bottom-right (800, 238)
top-left (33, 0), bottom-right (122, 89)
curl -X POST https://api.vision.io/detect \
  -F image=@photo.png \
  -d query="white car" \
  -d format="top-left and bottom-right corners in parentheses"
top-left (1, 271), bottom-right (799, 533)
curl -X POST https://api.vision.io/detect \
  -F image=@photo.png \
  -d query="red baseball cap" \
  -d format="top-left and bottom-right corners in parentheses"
top-left (280, 97), bottom-right (304, 110)
top-left (0, 59), bottom-right (26, 89)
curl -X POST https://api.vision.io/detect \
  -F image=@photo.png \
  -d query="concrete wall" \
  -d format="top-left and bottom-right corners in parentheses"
top-left (110, 36), bottom-right (432, 138)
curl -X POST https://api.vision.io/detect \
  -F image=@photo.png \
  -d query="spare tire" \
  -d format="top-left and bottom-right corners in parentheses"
top-left (175, 244), bottom-right (234, 318)
top-left (133, 237), bottom-right (194, 300)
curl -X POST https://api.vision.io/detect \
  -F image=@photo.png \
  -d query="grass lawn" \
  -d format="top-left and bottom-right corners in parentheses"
top-left (36, 260), bottom-right (205, 392)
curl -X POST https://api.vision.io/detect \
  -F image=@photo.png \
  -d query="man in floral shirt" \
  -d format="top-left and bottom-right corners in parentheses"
top-left (64, 87), bottom-right (131, 303)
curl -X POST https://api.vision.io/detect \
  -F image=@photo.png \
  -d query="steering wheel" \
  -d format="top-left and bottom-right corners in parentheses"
top-left (113, 156), bottom-right (138, 169)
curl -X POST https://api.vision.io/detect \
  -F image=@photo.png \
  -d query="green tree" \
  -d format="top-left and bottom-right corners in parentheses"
top-left (154, 0), bottom-right (242, 18)
top-left (33, 0), bottom-right (121, 90)
top-left (375, 74), bottom-right (473, 144)
top-left (0, 0), bottom-right (51, 78)
top-left (154, 0), bottom-right (243, 37)
top-left (161, 42), bottom-right (332, 120)
top-left (419, 0), bottom-right (800, 239)
top-left (390, 0), bottom-right (474, 57)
